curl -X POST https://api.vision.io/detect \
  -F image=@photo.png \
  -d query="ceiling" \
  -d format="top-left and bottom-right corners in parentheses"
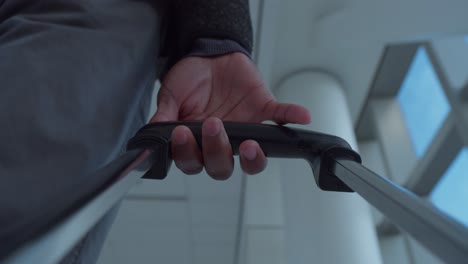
top-left (267, 0), bottom-right (468, 123)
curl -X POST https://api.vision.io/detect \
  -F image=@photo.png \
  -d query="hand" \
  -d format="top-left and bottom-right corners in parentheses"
top-left (150, 52), bottom-right (310, 180)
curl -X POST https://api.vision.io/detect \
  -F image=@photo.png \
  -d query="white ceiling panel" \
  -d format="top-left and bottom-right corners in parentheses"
top-left (98, 200), bottom-right (191, 264)
top-left (191, 226), bottom-right (237, 245)
top-left (244, 159), bottom-right (284, 226)
top-left (193, 245), bottom-right (235, 264)
top-left (189, 199), bottom-right (240, 227)
top-left (186, 165), bottom-right (243, 200)
top-left (246, 229), bottom-right (286, 264)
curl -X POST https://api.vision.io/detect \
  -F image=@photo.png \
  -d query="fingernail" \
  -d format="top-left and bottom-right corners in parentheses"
top-left (243, 146), bottom-right (257, 161)
top-left (205, 118), bottom-right (221, 137)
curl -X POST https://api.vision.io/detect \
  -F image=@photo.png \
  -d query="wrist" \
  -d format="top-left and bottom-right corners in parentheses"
top-left (184, 38), bottom-right (252, 60)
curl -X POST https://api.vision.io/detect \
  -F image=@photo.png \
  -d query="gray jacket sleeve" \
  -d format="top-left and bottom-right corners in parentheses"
top-left (186, 38), bottom-right (251, 59)
top-left (159, 0), bottom-right (253, 77)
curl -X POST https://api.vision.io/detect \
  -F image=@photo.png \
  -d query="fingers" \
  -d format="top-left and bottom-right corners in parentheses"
top-left (171, 125), bottom-right (204, 175)
top-left (239, 140), bottom-right (267, 175)
top-left (266, 101), bottom-right (311, 125)
top-left (202, 117), bottom-right (234, 180)
top-left (171, 118), bottom-right (269, 179)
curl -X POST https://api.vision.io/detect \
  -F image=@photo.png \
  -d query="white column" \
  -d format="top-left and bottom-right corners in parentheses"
top-left (275, 71), bottom-right (382, 264)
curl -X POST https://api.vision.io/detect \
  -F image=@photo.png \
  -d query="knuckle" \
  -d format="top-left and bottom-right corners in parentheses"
top-left (207, 168), bottom-right (232, 180)
top-left (242, 164), bottom-right (260, 175)
top-left (184, 167), bottom-right (203, 175)
top-left (176, 161), bottom-right (203, 175)
top-left (241, 158), bottom-right (267, 175)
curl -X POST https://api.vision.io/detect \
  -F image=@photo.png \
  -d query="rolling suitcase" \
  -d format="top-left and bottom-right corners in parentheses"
top-left (2, 122), bottom-right (468, 263)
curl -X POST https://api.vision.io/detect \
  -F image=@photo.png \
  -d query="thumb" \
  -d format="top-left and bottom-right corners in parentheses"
top-left (149, 89), bottom-right (179, 123)
top-left (265, 101), bottom-right (311, 125)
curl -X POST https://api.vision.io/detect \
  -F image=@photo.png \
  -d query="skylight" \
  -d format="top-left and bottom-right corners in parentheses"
top-left (430, 148), bottom-right (468, 227)
top-left (397, 47), bottom-right (450, 158)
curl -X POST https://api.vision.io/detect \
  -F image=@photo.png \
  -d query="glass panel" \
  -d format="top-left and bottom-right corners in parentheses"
top-left (430, 148), bottom-right (468, 227)
top-left (397, 47), bottom-right (450, 158)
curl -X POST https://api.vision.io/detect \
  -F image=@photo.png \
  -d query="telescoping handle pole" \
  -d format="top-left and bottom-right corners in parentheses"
top-left (333, 159), bottom-right (468, 263)
top-left (129, 122), bottom-right (468, 263)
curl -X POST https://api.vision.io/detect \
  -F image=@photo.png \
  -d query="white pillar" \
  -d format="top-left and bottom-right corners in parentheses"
top-left (275, 71), bottom-right (382, 264)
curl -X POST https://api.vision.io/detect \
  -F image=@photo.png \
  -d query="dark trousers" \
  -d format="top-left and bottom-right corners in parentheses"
top-left (0, 1), bottom-right (163, 263)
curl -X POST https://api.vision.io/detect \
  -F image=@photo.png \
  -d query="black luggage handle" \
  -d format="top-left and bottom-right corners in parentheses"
top-left (127, 121), bottom-right (361, 192)
top-left (127, 121), bottom-right (468, 263)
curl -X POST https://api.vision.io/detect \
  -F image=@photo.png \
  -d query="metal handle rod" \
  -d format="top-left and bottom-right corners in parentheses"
top-left (334, 159), bottom-right (468, 263)
top-left (3, 150), bottom-right (151, 264)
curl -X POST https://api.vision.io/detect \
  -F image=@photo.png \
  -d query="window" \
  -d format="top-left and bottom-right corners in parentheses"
top-left (430, 148), bottom-right (468, 227)
top-left (397, 47), bottom-right (450, 158)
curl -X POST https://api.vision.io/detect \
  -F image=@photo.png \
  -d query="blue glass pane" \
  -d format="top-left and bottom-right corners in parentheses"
top-left (430, 148), bottom-right (468, 227)
top-left (397, 47), bottom-right (450, 157)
